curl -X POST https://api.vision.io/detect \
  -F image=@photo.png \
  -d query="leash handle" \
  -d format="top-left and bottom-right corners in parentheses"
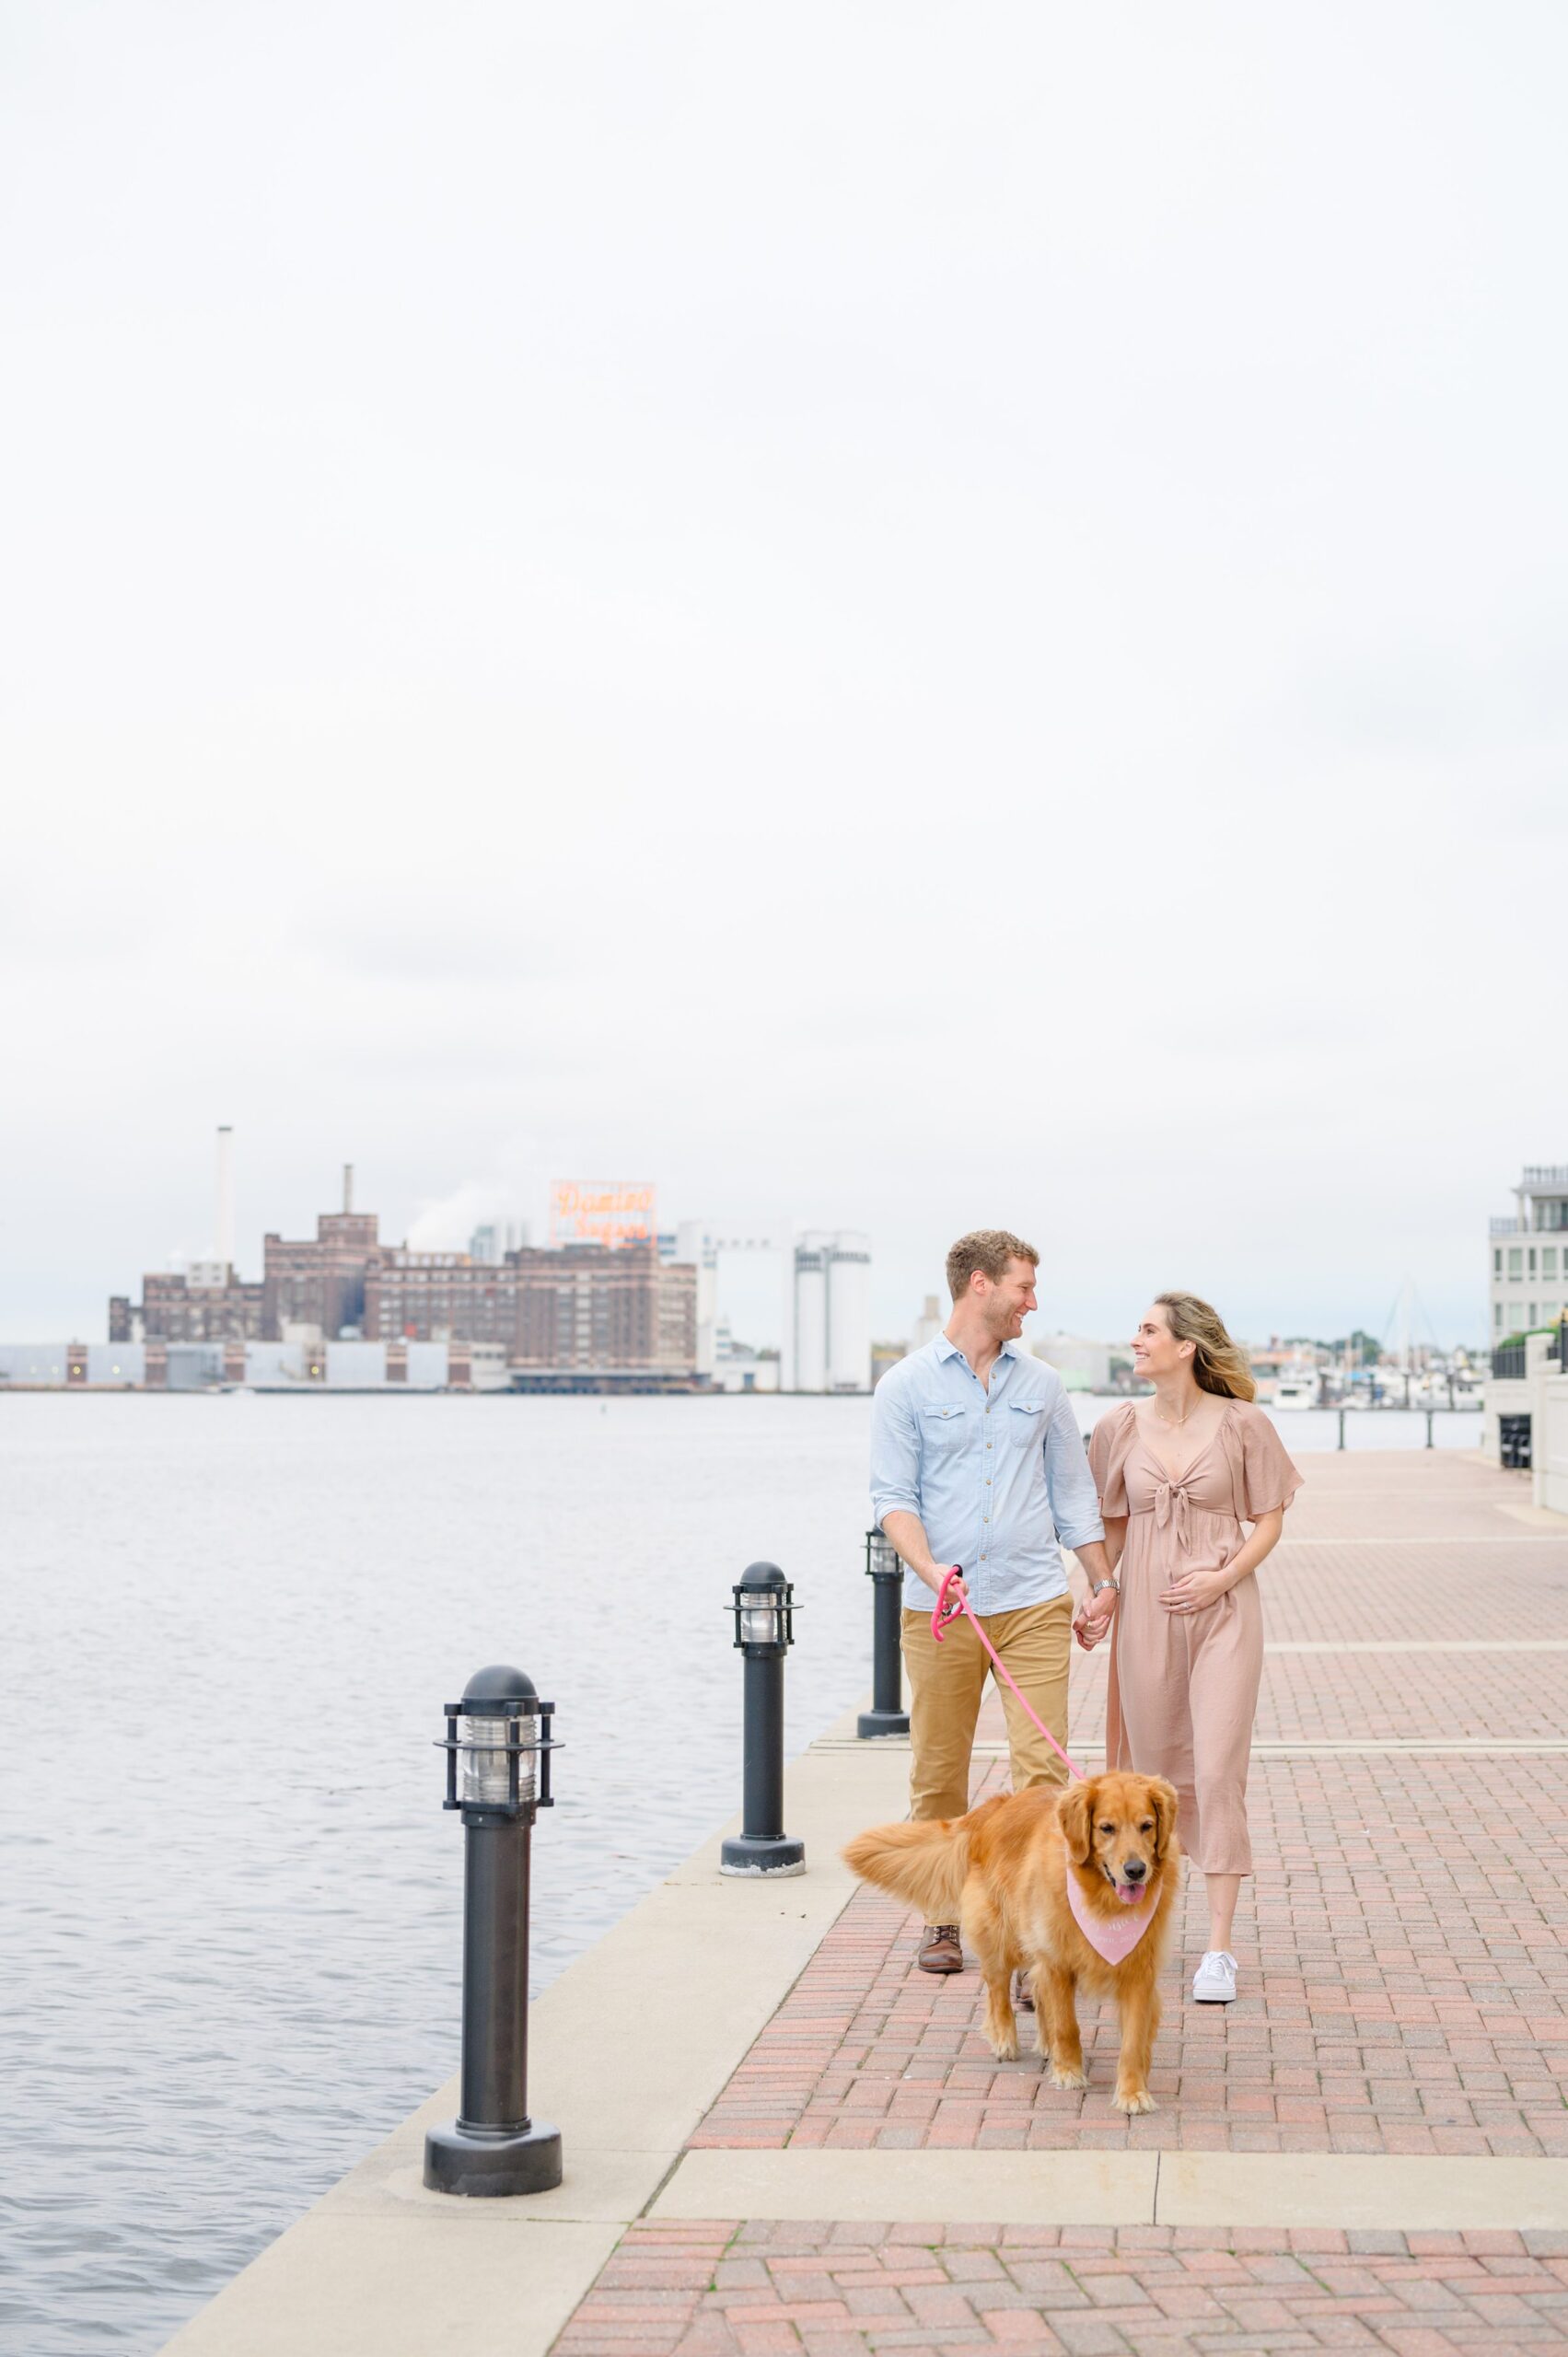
top-left (930, 1563), bottom-right (1084, 1782)
top-left (932, 1565), bottom-right (966, 1643)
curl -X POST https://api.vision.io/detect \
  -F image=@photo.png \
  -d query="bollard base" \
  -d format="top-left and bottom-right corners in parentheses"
top-left (855, 1707), bottom-right (911, 1738)
top-left (719, 1833), bottom-right (806, 1877)
top-left (424, 2118), bottom-right (563, 2198)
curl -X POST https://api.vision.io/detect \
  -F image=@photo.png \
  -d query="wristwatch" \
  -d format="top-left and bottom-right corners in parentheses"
top-left (1089, 1576), bottom-right (1120, 1596)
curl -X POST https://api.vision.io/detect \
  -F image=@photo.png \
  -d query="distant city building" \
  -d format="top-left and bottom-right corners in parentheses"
top-left (1490, 1165), bottom-right (1568, 1339)
top-left (470, 1220), bottom-right (530, 1263)
top-left (671, 1223), bottom-right (874, 1389)
top-left (100, 1150), bottom-right (875, 1392)
top-left (910, 1295), bottom-right (946, 1351)
top-left (712, 1318), bottom-right (782, 1395)
top-left (870, 1340), bottom-right (906, 1387)
top-left (366, 1240), bottom-right (695, 1384)
top-left (261, 1201), bottom-right (381, 1343)
top-left (793, 1230), bottom-right (871, 1393)
top-left (110, 1266), bottom-right (265, 1343)
top-left (108, 1153), bottom-right (699, 1387)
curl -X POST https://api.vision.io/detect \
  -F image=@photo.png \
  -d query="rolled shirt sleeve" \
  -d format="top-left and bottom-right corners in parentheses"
top-left (1043, 1388), bottom-right (1105, 1550)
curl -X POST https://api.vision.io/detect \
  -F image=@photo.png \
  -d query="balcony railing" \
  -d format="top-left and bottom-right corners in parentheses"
top-left (1493, 1328), bottom-right (1568, 1382)
top-left (1522, 1166), bottom-right (1568, 1191)
top-left (1491, 1216), bottom-right (1522, 1236)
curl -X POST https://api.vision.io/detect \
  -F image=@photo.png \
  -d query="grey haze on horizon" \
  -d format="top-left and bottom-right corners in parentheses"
top-left (4, 4), bottom-right (1565, 1353)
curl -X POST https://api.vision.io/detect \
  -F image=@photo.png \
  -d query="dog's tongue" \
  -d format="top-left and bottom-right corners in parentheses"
top-left (1115, 1884), bottom-right (1145, 1907)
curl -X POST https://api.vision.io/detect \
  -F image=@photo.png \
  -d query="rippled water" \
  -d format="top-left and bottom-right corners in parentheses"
top-left (0, 1390), bottom-right (1478, 2355)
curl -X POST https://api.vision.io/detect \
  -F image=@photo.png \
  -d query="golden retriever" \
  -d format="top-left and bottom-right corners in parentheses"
top-left (843, 1771), bottom-right (1180, 2113)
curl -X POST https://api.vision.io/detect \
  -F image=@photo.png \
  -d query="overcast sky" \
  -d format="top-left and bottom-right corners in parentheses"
top-left (4, 3), bottom-right (1565, 1352)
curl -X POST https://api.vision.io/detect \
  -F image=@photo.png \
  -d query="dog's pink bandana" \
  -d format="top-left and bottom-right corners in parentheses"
top-left (1064, 1854), bottom-right (1160, 1964)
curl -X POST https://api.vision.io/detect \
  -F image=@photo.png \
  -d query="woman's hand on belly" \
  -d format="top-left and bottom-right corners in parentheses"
top-left (1158, 1558), bottom-right (1237, 1615)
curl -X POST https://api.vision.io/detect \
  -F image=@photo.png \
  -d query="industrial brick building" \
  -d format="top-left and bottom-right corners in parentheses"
top-left (110, 1163), bottom-right (700, 1387)
top-left (366, 1240), bottom-right (697, 1387)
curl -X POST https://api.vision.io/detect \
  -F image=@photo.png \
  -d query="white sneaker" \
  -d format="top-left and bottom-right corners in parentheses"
top-left (1192, 1950), bottom-right (1237, 2003)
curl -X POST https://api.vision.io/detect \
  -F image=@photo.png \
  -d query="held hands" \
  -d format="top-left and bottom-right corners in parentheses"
top-left (1072, 1589), bottom-right (1117, 1652)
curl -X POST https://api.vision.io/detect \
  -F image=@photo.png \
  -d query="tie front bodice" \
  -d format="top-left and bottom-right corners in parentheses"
top-left (1150, 1479), bottom-right (1197, 1544)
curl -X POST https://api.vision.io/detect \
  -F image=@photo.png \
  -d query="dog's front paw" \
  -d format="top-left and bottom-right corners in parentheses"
top-left (1111, 2085), bottom-right (1156, 2115)
top-left (987, 2026), bottom-right (1019, 2061)
top-left (1047, 2061), bottom-right (1086, 2090)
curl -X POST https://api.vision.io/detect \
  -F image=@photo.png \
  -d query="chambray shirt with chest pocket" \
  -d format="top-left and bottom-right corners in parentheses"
top-left (869, 1335), bottom-right (1105, 1616)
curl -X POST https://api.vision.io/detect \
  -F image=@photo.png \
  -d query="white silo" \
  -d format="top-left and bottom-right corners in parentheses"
top-left (793, 1236), bottom-right (828, 1393)
top-left (826, 1234), bottom-right (872, 1392)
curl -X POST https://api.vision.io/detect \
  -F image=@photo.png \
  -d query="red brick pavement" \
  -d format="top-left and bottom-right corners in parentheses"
top-left (552, 1457), bottom-right (1568, 2352)
top-left (687, 1744), bottom-right (1568, 2160)
top-left (552, 2219), bottom-right (1568, 2354)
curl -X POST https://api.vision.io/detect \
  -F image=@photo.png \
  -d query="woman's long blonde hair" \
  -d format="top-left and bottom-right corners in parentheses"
top-left (1156, 1291), bottom-right (1256, 1401)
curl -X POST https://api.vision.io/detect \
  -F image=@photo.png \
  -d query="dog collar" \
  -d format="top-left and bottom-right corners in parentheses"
top-left (1064, 1849), bottom-right (1159, 1965)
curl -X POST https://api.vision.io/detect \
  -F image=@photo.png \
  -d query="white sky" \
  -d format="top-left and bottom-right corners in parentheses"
top-left (4, 3), bottom-right (1565, 1351)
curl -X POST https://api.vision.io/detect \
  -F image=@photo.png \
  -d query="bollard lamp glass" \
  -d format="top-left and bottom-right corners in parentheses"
top-left (865, 1527), bottom-right (898, 1580)
top-left (730, 1562), bottom-right (796, 1654)
top-left (440, 1666), bottom-right (557, 1819)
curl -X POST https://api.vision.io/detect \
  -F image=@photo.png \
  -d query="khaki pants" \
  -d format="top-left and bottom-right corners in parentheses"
top-left (900, 1596), bottom-right (1073, 1822)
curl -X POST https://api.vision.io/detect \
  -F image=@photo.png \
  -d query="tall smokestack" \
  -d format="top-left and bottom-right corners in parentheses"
top-left (216, 1127), bottom-right (236, 1271)
top-left (343, 1162), bottom-right (354, 1214)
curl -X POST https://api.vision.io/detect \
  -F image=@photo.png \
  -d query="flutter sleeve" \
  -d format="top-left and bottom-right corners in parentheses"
top-left (1087, 1402), bottom-right (1135, 1516)
top-left (1238, 1403), bottom-right (1303, 1518)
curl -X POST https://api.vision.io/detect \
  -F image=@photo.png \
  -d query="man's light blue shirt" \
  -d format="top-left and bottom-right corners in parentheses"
top-left (869, 1335), bottom-right (1104, 1614)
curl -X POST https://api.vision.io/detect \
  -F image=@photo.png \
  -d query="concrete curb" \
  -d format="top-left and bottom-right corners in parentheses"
top-left (652, 2148), bottom-right (1568, 2233)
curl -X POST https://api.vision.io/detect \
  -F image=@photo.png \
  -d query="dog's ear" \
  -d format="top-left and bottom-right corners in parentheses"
top-left (1059, 1779), bottom-right (1096, 1866)
top-left (1148, 1779), bottom-right (1179, 1864)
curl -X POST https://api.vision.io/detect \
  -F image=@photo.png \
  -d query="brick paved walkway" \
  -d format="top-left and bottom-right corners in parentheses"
top-left (552, 1452), bottom-right (1568, 2353)
top-left (555, 2219), bottom-right (1568, 2354)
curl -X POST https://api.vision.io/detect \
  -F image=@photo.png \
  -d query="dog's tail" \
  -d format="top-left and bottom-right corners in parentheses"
top-left (842, 1816), bottom-right (971, 1922)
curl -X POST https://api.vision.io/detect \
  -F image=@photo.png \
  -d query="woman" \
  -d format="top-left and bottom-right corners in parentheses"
top-left (1076, 1293), bottom-right (1301, 2006)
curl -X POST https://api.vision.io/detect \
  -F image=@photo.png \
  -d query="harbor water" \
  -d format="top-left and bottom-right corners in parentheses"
top-left (0, 1391), bottom-right (1481, 2354)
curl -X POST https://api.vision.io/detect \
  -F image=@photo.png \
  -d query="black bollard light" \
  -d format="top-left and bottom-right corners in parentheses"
top-left (857, 1527), bottom-right (910, 1739)
top-left (424, 1664), bottom-right (563, 2197)
top-left (719, 1563), bottom-right (805, 1877)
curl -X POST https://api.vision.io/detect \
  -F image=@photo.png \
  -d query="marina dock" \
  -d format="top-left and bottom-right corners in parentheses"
top-left (162, 1450), bottom-right (1568, 2356)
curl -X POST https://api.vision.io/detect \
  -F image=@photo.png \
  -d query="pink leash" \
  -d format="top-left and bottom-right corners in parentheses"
top-left (932, 1565), bottom-right (1084, 1783)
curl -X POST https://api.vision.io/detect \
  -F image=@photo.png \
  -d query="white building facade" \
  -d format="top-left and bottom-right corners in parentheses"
top-left (1489, 1165), bottom-right (1568, 1341)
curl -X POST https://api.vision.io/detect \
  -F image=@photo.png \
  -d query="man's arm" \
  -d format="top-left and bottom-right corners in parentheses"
top-left (880, 1509), bottom-right (968, 1608)
top-left (1041, 1387), bottom-right (1115, 1639)
top-left (869, 1376), bottom-right (969, 1607)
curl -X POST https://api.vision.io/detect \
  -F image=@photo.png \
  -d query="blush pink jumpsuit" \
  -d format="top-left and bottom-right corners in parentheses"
top-left (1087, 1400), bottom-right (1302, 1875)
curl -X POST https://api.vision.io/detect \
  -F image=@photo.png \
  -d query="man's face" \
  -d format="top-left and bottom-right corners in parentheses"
top-left (976, 1257), bottom-right (1038, 1340)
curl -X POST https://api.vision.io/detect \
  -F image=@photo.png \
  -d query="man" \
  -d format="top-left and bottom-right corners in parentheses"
top-left (870, 1228), bottom-right (1119, 1979)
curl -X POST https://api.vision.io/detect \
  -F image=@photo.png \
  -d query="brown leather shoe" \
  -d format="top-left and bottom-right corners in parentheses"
top-left (1012, 1968), bottom-right (1036, 2012)
top-left (918, 1922), bottom-right (963, 1973)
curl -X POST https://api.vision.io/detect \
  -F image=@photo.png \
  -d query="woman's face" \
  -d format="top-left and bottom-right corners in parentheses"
top-left (1131, 1304), bottom-right (1193, 1383)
